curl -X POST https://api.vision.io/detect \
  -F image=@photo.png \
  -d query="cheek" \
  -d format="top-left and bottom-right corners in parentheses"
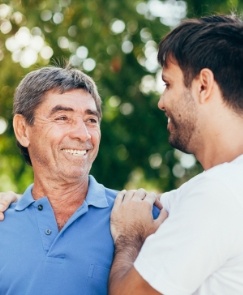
top-left (91, 129), bottom-right (101, 145)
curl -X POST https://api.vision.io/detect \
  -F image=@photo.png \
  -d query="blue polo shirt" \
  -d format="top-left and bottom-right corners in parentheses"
top-left (0, 175), bottom-right (160, 295)
top-left (0, 175), bottom-right (116, 295)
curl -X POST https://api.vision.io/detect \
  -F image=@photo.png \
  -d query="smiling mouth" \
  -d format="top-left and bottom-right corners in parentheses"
top-left (62, 149), bottom-right (88, 156)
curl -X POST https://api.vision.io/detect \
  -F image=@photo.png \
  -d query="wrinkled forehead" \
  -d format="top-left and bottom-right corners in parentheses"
top-left (36, 88), bottom-right (100, 117)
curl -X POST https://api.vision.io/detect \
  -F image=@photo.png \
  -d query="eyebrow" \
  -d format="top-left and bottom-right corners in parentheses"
top-left (86, 109), bottom-right (100, 118)
top-left (49, 105), bottom-right (74, 116)
top-left (49, 105), bottom-right (100, 118)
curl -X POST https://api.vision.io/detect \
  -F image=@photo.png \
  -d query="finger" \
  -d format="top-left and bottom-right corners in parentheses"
top-left (0, 198), bottom-right (17, 210)
top-left (154, 198), bottom-right (163, 210)
top-left (132, 188), bottom-right (147, 201)
top-left (122, 190), bottom-right (137, 202)
top-left (113, 190), bottom-right (127, 209)
top-left (143, 192), bottom-right (158, 206)
top-left (0, 191), bottom-right (19, 205)
top-left (0, 192), bottom-right (20, 222)
top-left (154, 209), bottom-right (168, 229)
top-left (0, 203), bottom-right (7, 212)
top-left (156, 193), bottom-right (162, 202)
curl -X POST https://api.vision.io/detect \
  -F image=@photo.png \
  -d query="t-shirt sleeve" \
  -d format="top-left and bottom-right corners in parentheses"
top-left (134, 176), bottom-right (241, 295)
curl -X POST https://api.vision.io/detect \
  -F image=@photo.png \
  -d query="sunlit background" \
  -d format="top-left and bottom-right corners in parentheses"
top-left (0, 0), bottom-right (241, 192)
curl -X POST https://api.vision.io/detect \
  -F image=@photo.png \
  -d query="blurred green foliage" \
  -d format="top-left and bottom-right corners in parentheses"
top-left (0, 0), bottom-right (242, 192)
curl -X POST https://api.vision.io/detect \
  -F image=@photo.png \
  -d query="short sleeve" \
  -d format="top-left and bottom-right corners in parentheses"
top-left (134, 176), bottom-right (242, 295)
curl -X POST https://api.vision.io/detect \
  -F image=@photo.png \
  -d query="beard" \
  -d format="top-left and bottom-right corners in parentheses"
top-left (167, 91), bottom-right (198, 154)
top-left (168, 120), bottom-right (196, 154)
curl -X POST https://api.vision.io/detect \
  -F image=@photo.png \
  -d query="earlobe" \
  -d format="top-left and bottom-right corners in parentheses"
top-left (197, 68), bottom-right (215, 104)
top-left (13, 114), bottom-right (30, 147)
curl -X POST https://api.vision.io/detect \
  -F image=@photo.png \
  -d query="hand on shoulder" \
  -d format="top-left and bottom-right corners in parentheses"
top-left (0, 191), bottom-right (21, 220)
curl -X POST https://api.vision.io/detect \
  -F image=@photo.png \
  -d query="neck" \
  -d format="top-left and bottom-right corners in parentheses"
top-left (195, 126), bottom-right (243, 170)
top-left (32, 177), bottom-right (89, 230)
top-left (190, 103), bottom-right (243, 170)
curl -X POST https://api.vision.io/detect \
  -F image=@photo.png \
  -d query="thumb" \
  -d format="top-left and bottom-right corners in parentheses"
top-left (154, 208), bottom-right (168, 230)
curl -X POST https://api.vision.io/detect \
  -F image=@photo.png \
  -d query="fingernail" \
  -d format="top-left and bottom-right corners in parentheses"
top-left (0, 204), bottom-right (4, 211)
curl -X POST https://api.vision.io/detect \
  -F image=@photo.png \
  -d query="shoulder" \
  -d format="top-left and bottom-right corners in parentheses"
top-left (104, 187), bottom-right (118, 200)
top-left (187, 156), bottom-right (243, 194)
top-left (88, 175), bottom-right (118, 204)
top-left (0, 204), bottom-right (25, 233)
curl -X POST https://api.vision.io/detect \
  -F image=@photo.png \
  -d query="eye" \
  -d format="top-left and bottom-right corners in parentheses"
top-left (55, 115), bottom-right (69, 121)
top-left (86, 117), bottom-right (99, 125)
top-left (54, 115), bottom-right (72, 124)
top-left (163, 82), bottom-right (170, 88)
top-left (90, 118), bottom-right (98, 123)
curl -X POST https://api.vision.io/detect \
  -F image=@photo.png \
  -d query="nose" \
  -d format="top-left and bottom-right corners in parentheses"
top-left (70, 119), bottom-right (91, 141)
top-left (158, 93), bottom-right (165, 110)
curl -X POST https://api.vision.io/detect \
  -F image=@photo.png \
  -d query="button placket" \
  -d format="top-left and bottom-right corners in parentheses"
top-left (36, 202), bottom-right (54, 239)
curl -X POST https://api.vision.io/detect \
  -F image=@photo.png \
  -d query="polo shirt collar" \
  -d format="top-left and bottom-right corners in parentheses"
top-left (15, 184), bottom-right (34, 211)
top-left (15, 175), bottom-right (109, 211)
top-left (84, 175), bottom-right (109, 208)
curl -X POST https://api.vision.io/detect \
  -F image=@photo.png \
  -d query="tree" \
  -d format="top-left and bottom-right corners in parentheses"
top-left (0, 0), bottom-right (241, 192)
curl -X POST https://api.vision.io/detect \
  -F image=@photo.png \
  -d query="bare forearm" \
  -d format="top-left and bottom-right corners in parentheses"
top-left (109, 189), bottom-right (167, 294)
top-left (109, 235), bottom-right (143, 295)
top-left (109, 254), bottom-right (162, 295)
top-left (109, 235), bottom-right (161, 295)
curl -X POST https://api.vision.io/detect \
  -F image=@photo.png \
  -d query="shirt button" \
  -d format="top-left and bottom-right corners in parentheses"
top-left (45, 229), bottom-right (52, 235)
top-left (37, 204), bottom-right (43, 211)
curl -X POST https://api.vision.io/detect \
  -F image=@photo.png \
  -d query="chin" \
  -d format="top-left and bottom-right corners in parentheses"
top-left (60, 169), bottom-right (85, 179)
top-left (169, 138), bottom-right (187, 153)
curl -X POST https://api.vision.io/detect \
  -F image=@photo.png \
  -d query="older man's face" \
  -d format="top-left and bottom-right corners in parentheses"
top-left (25, 88), bottom-right (101, 182)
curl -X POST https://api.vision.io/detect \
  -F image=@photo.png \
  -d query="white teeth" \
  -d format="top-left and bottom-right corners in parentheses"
top-left (63, 149), bottom-right (87, 156)
top-left (168, 117), bottom-right (171, 123)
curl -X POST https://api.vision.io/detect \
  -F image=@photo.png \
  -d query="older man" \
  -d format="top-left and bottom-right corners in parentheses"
top-left (0, 66), bottom-right (161, 295)
top-left (0, 66), bottom-right (116, 294)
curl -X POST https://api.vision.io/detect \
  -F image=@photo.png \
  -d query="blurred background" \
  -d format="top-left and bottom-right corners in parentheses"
top-left (0, 0), bottom-right (242, 193)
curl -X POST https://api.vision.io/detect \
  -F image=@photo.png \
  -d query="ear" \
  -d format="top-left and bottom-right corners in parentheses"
top-left (13, 114), bottom-right (30, 147)
top-left (196, 68), bottom-right (215, 104)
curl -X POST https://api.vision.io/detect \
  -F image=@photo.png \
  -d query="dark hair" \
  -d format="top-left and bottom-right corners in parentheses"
top-left (158, 14), bottom-right (243, 113)
top-left (200, 14), bottom-right (241, 24)
top-left (14, 65), bottom-right (102, 165)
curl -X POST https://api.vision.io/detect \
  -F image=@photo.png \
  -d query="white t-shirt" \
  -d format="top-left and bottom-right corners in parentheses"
top-left (134, 155), bottom-right (243, 295)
